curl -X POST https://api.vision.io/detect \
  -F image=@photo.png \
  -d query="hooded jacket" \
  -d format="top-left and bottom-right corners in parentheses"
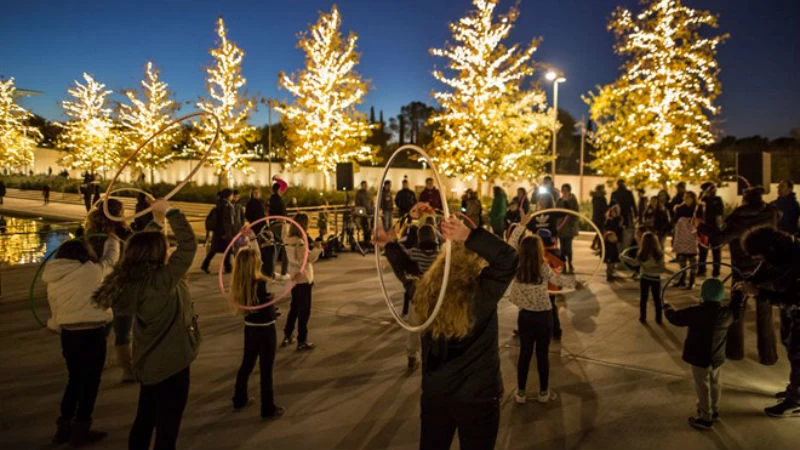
top-left (772, 192), bottom-right (800, 235)
top-left (591, 190), bottom-right (608, 225)
top-left (43, 238), bottom-right (119, 331)
top-left (665, 299), bottom-right (745, 368)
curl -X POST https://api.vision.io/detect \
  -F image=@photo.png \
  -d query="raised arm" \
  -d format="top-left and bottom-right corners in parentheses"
top-left (544, 264), bottom-right (576, 289)
top-left (465, 228), bottom-right (518, 304)
top-left (99, 235), bottom-right (121, 275)
top-left (155, 206), bottom-right (198, 285)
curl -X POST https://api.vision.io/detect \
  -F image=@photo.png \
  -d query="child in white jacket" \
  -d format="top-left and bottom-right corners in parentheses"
top-left (42, 236), bottom-right (119, 446)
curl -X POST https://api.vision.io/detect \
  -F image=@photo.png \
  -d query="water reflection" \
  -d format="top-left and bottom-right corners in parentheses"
top-left (0, 216), bottom-right (74, 265)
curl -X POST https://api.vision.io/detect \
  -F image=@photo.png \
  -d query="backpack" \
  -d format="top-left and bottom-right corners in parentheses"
top-left (205, 207), bottom-right (217, 232)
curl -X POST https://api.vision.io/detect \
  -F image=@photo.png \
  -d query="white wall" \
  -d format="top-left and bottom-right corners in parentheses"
top-left (29, 147), bottom-right (787, 206)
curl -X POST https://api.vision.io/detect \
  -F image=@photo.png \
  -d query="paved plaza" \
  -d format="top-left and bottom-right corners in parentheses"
top-left (1, 201), bottom-right (799, 449)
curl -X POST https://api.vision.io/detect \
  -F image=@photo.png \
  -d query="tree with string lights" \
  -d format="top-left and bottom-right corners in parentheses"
top-left (0, 78), bottom-right (42, 170)
top-left (585, 0), bottom-right (727, 187)
top-left (58, 73), bottom-right (119, 175)
top-left (193, 17), bottom-right (256, 185)
top-left (118, 62), bottom-right (180, 184)
top-left (277, 5), bottom-right (375, 184)
top-left (429, 0), bottom-right (553, 186)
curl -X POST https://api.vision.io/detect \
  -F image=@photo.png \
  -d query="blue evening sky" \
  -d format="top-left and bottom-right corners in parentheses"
top-left (1, 0), bottom-right (798, 138)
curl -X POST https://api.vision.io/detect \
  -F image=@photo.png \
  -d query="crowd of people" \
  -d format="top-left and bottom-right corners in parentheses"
top-left (36, 173), bottom-right (800, 450)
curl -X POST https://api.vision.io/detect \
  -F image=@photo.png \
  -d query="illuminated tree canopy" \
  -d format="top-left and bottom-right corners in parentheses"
top-left (0, 78), bottom-right (42, 170)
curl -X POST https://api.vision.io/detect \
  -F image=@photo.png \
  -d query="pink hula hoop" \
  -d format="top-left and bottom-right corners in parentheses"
top-left (103, 112), bottom-right (220, 222)
top-left (454, 211), bottom-right (477, 229)
top-left (218, 215), bottom-right (310, 310)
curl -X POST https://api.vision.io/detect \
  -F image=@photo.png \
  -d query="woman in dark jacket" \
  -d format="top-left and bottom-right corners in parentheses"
top-left (379, 218), bottom-right (517, 450)
top-left (591, 184), bottom-right (608, 250)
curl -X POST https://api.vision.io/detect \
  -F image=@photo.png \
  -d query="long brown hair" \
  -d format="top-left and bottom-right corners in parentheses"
top-left (516, 235), bottom-right (545, 284)
top-left (413, 242), bottom-right (485, 340)
top-left (92, 231), bottom-right (167, 309)
top-left (231, 248), bottom-right (266, 315)
top-left (637, 232), bottom-right (663, 262)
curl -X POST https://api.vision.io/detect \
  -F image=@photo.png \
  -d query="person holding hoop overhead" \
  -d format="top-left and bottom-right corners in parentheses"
top-left (379, 217), bottom-right (517, 450)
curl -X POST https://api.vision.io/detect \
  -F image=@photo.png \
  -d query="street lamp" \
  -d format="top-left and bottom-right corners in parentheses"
top-left (546, 70), bottom-right (566, 176)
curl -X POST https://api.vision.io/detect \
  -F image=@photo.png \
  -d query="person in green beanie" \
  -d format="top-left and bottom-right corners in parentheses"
top-left (664, 278), bottom-right (745, 431)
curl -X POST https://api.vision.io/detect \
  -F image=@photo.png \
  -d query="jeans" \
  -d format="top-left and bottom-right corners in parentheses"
top-left (60, 327), bottom-right (106, 422)
top-left (517, 309), bottom-right (553, 392)
top-left (550, 295), bottom-right (562, 337)
top-left (561, 236), bottom-right (574, 266)
top-left (677, 254), bottom-right (697, 286)
top-left (403, 308), bottom-right (420, 357)
top-left (420, 395), bottom-right (499, 450)
top-left (382, 209), bottom-right (393, 232)
top-left (129, 367), bottom-right (190, 450)
top-left (639, 278), bottom-right (662, 322)
top-left (113, 315), bottom-right (133, 346)
top-left (697, 245), bottom-right (722, 277)
top-left (691, 365), bottom-right (721, 421)
top-left (359, 217), bottom-right (372, 245)
top-left (284, 283), bottom-right (312, 343)
top-left (233, 325), bottom-right (278, 416)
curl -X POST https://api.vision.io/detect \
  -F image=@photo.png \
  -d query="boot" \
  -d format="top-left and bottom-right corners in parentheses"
top-left (69, 419), bottom-right (107, 447)
top-left (52, 417), bottom-right (71, 445)
top-left (115, 345), bottom-right (135, 383)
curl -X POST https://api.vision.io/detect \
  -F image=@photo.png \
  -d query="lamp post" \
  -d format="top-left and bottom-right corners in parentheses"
top-left (546, 71), bottom-right (566, 177)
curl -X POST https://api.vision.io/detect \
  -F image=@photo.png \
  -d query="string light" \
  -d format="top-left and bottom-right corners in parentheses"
top-left (0, 78), bottom-right (41, 170)
top-left (118, 62), bottom-right (180, 181)
top-left (429, 0), bottom-right (552, 183)
top-left (585, 0), bottom-right (727, 187)
top-left (277, 5), bottom-right (375, 178)
top-left (192, 18), bottom-right (256, 185)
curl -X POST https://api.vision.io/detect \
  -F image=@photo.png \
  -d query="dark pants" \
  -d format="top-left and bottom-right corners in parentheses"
top-left (782, 310), bottom-right (800, 403)
top-left (129, 367), bottom-right (190, 450)
top-left (201, 237), bottom-right (232, 272)
top-left (550, 295), bottom-right (562, 337)
top-left (284, 283), bottom-right (312, 343)
top-left (420, 395), bottom-right (499, 450)
top-left (260, 245), bottom-right (274, 276)
top-left (359, 216), bottom-right (372, 245)
top-left (639, 278), bottom-right (662, 322)
top-left (697, 245), bottom-right (722, 277)
top-left (233, 325), bottom-right (278, 416)
top-left (517, 309), bottom-right (553, 392)
top-left (561, 236), bottom-right (574, 265)
top-left (83, 196), bottom-right (92, 212)
top-left (270, 223), bottom-right (288, 276)
top-left (113, 315), bottom-right (133, 346)
top-left (60, 327), bottom-right (106, 422)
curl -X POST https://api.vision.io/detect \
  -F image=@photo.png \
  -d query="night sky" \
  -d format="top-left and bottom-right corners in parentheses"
top-left (2, 0), bottom-right (798, 138)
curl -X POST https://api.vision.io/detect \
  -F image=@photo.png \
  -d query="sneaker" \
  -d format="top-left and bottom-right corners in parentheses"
top-left (280, 336), bottom-right (294, 348)
top-left (765, 400), bottom-right (800, 418)
top-left (688, 416), bottom-right (713, 431)
top-left (537, 390), bottom-right (556, 403)
top-left (52, 417), bottom-right (71, 445)
top-left (407, 356), bottom-right (419, 371)
top-left (297, 342), bottom-right (316, 351)
top-left (514, 390), bottom-right (527, 404)
top-left (697, 409), bottom-right (720, 421)
top-left (261, 406), bottom-right (286, 420)
top-left (776, 390), bottom-right (788, 399)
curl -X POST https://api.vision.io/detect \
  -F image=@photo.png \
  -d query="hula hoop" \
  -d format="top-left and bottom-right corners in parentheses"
top-left (528, 208), bottom-right (605, 295)
top-left (92, 187), bottom-right (155, 211)
top-left (375, 144), bottom-right (452, 332)
top-left (621, 246), bottom-right (639, 271)
top-left (218, 216), bottom-right (309, 311)
top-left (103, 112), bottom-right (220, 222)
top-left (455, 212), bottom-right (477, 229)
top-left (660, 262), bottom-right (745, 303)
top-left (28, 233), bottom-right (109, 328)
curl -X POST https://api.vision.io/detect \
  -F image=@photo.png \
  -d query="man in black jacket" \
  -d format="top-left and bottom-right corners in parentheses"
top-left (395, 179), bottom-right (416, 217)
top-left (610, 179), bottom-right (636, 248)
top-left (698, 182), bottom-right (724, 277)
top-left (268, 182), bottom-right (288, 277)
top-left (741, 226), bottom-right (800, 418)
top-left (201, 189), bottom-right (235, 274)
top-left (772, 180), bottom-right (800, 236)
top-left (665, 278), bottom-right (744, 431)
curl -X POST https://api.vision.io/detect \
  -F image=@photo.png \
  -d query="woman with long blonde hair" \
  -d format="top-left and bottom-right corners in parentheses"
top-left (230, 248), bottom-right (286, 419)
top-left (380, 216), bottom-right (517, 450)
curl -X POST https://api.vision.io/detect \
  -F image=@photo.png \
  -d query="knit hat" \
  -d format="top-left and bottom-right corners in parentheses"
top-left (536, 228), bottom-right (555, 247)
top-left (700, 278), bottom-right (726, 303)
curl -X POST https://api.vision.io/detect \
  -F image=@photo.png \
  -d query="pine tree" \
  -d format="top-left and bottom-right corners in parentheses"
top-left (277, 5), bottom-right (375, 182)
top-left (429, 0), bottom-right (552, 184)
top-left (58, 73), bottom-right (119, 174)
top-left (194, 18), bottom-right (256, 185)
top-left (118, 62), bottom-right (180, 184)
top-left (585, 0), bottom-right (727, 187)
top-left (0, 78), bottom-right (42, 170)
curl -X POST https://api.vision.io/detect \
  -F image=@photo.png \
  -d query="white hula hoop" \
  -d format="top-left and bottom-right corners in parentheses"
top-left (103, 111), bottom-right (220, 222)
top-left (375, 144), bottom-right (452, 333)
top-left (91, 187), bottom-right (155, 211)
top-left (528, 207), bottom-right (605, 294)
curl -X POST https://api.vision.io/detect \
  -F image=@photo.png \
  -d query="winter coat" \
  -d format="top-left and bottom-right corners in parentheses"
top-left (591, 191), bottom-right (608, 227)
top-left (284, 234), bottom-right (323, 284)
top-left (556, 194), bottom-right (580, 238)
top-left (385, 229), bottom-right (517, 401)
top-left (395, 188), bottom-right (417, 215)
top-left (419, 188), bottom-right (443, 210)
top-left (772, 193), bottom-right (800, 235)
top-left (665, 299), bottom-right (744, 368)
top-left (702, 196), bottom-right (724, 232)
top-left (268, 193), bottom-right (286, 217)
top-left (101, 210), bottom-right (200, 385)
top-left (673, 217), bottom-right (699, 256)
top-left (43, 238), bottom-right (120, 331)
top-left (709, 202), bottom-right (779, 272)
top-left (355, 188), bottom-right (374, 212)
top-left (643, 206), bottom-right (671, 236)
top-left (245, 197), bottom-right (267, 234)
top-left (610, 187), bottom-right (636, 227)
top-left (489, 192), bottom-right (508, 232)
